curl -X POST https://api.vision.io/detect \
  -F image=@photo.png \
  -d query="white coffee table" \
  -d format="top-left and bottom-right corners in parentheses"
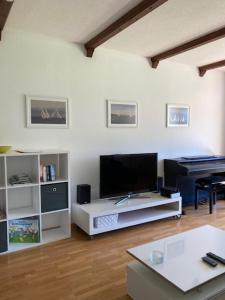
top-left (127, 225), bottom-right (225, 300)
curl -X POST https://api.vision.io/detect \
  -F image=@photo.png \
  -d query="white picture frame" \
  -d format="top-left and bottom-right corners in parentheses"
top-left (166, 104), bottom-right (190, 128)
top-left (107, 100), bottom-right (138, 128)
top-left (26, 96), bottom-right (69, 128)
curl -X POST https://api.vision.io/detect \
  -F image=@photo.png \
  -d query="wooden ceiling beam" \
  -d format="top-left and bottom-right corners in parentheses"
top-left (150, 27), bottom-right (225, 68)
top-left (198, 59), bottom-right (225, 77)
top-left (84, 0), bottom-right (168, 57)
top-left (0, 0), bottom-right (13, 40)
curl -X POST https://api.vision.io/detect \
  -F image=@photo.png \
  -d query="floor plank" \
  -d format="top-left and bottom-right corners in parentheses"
top-left (1, 202), bottom-right (225, 300)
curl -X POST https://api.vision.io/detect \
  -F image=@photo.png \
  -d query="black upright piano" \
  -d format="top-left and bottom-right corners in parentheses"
top-left (164, 155), bottom-right (225, 206)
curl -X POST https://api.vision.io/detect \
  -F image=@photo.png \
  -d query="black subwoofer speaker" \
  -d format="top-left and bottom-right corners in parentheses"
top-left (77, 184), bottom-right (91, 204)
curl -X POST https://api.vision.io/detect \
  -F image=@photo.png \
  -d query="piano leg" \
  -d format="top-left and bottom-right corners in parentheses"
top-left (195, 188), bottom-right (198, 210)
top-left (213, 191), bottom-right (216, 205)
top-left (209, 192), bottom-right (213, 214)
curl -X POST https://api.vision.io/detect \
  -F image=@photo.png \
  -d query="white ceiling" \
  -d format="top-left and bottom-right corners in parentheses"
top-left (5, 0), bottom-right (225, 70)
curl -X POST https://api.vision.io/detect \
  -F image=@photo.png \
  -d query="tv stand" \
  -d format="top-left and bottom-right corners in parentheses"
top-left (73, 193), bottom-right (181, 236)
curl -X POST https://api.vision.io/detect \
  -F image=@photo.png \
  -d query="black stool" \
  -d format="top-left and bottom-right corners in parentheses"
top-left (195, 181), bottom-right (225, 214)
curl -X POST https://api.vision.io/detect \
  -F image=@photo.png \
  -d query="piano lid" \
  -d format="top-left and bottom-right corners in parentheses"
top-left (174, 155), bottom-right (225, 164)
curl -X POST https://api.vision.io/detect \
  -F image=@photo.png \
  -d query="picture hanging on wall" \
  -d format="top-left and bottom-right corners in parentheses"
top-left (26, 96), bottom-right (69, 128)
top-left (107, 100), bottom-right (138, 127)
top-left (166, 104), bottom-right (190, 128)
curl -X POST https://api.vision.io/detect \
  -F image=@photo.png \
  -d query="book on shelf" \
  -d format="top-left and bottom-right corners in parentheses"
top-left (40, 162), bottom-right (56, 182)
top-left (9, 217), bottom-right (40, 243)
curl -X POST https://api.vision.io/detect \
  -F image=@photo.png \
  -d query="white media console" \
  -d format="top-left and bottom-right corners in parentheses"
top-left (73, 193), bottom-right (182, 236)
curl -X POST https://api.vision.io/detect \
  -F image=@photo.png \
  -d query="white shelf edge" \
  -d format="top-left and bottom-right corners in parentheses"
top-left (0, 218), bottom-right (6, 223)
top-left (8, 242), bottom-right (42, 253)
top-left (42, 228), bottom-right (70, 244)
top-left (39, 151), bottom-right (69, 155)
top-left (0, 186), bottom-right (6, 190)
top-left (0, 150), bottom-right (69, 157)
top-left (4, 152), bottom-right (39, 157)
top-left (40, 179), bottom-right (68, 185)
top-left (7, 183), bottom-right (39, 189)
top-left (41, 208), bottom-right (69, 216)
top-left (8, 212), bottom-right (40, 221)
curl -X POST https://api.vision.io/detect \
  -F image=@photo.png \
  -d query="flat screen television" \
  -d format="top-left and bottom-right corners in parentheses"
top-left (100, 153), bottom-right (158, 199)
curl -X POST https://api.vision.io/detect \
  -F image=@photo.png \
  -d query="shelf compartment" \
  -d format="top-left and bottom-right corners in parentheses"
top-left (7, 155), bottom-right (39, 186)
top-left (40, 153), bottom-right (68, 183)
top-left (8, 186), bottom-right (40, 220)
top-left (41, 210), bottom-right (70, 243)
top-left (117, 205), bottom-right (179, 225)
top-left (0, 190), bottom-right (6, 221)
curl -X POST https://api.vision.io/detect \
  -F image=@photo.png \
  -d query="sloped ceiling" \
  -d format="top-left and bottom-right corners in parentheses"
top-left (5, 0), bottom-right (225, 70)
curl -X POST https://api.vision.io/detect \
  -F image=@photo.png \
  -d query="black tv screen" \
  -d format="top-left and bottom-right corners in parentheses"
top-left (100, 153), bottom-right (158, 198)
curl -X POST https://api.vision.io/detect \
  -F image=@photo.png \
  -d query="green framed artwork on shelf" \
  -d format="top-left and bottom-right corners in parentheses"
top-left (9, 217), bottom-right (40, 243)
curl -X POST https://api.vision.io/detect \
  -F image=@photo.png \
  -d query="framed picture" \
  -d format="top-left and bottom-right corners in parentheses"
top-left (107, 100), bottom-right (138, 127)
top-left (26, 96), bottom-right (69, 128)
top-left (166, 104), bottom-right (190, 128)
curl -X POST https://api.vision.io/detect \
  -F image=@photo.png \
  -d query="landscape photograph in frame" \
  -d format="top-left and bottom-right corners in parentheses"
top-left (26, 96), bottom-right (69, 128)
top-left (107, 100), bottom-right (138, 128)
top-left (167, 104), bottom-right (190, 128)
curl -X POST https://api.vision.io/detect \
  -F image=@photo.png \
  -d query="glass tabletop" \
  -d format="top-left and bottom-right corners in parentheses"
top-left (127, 225), bottom-right (225, 293)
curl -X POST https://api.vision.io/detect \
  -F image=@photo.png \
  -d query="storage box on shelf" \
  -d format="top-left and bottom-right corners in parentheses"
top-left (41, 182), bottom-right (68, 213)
top-left (73, 194), bottom-right (181, 236)
top-left (0, 150), bottom-right (71, 254)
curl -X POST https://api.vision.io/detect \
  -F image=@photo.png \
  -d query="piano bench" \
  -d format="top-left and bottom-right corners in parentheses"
top-left (195, 183), bottom-right (225, 214)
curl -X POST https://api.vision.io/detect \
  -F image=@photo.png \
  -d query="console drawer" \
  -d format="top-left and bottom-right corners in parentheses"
top-left (41, 183), bottom-right (68, 213)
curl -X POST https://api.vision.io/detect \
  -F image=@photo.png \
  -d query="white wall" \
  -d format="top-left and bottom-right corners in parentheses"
top-left (0, 29), bottom-right (224, 200)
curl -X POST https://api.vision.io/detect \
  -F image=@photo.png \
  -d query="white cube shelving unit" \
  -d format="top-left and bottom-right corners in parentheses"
top-left (73, 193), bottom-right (182, 237)
top-left (0, 150), bottom-right (71, 254)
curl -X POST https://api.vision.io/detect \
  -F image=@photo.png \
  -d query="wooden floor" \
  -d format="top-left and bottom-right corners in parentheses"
top-left (1, 203), bottom-right (225, 300)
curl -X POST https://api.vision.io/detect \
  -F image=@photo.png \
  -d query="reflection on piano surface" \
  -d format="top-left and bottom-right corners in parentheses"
top-left (164, 155), bottom-right (225, 206)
